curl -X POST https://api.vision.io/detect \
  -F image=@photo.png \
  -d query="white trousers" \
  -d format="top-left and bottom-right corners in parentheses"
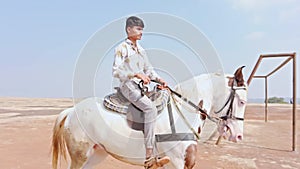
top-left (120, 80), bottom-right (157, 149)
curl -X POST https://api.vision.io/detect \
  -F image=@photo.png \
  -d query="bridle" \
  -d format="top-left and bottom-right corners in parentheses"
top-left (138, 79), bottom-right (247, 140)
top-left (139, 79), bottom-right (247, 123)
top-left (214, 80), bottom-right (247, 121)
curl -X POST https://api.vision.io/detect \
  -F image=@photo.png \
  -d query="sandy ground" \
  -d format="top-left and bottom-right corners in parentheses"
top-left (0, 97), bottom-right (299, 169)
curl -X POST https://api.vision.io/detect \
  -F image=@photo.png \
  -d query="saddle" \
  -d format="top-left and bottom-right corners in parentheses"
top-left (103, 87), bottom-right (170, 130)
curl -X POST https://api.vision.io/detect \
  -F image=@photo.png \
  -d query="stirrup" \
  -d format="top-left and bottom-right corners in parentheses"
top-left (144, 156), bottom-right (170, 169)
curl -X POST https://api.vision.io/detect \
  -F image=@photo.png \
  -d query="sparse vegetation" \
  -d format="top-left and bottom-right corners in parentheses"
top-left (267, 97), bottom-right (287, 104)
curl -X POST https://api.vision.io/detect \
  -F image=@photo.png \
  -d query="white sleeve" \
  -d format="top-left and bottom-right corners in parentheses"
top-left (112, 45), bottom-right (134, 81)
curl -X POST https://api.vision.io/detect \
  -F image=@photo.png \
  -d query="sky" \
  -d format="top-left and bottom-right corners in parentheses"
top-left (1, 0), bottom-right (299, 99)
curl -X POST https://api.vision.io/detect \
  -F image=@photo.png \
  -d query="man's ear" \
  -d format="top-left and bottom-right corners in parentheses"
top-left (126, 26), bottom-right (131, 34)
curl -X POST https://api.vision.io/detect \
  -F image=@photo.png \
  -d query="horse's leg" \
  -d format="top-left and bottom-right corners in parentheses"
top-left (64, 128), bottom-right (90, 169)
top-left (161, 145), bottom-right (185, 169)
top-left (184, 144), bottom-right (197, 169)
top-left (164, 156), bottom-right (185, 169)
top-left (82, 144), bottom-right (108, 169)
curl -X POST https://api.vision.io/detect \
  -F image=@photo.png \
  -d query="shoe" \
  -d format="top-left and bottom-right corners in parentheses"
top-left (144, 157), bottom-right (155, 169)
top-left (144, 156), bottom-right (170, 169)
top-left (156, 156), bottom-right (170, 167)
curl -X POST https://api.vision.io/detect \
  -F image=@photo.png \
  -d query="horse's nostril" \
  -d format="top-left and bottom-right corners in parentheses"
top-left (237, 135), bottom-right (243, 140)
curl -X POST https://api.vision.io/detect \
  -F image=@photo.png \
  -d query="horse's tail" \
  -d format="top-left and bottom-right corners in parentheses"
top-left (51, 109), bottom-right (70, 169)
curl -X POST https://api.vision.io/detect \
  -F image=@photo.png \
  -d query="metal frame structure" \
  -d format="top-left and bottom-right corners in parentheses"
top-left (247, 52), bottom-right (297, 151)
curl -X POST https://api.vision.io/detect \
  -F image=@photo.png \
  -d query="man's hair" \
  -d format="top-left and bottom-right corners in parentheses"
top-left (125, 16), bottom-right (144, 32)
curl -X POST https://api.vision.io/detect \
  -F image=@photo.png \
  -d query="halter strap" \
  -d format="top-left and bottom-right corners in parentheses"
top-left (214, 90), bottom-right (235, 114)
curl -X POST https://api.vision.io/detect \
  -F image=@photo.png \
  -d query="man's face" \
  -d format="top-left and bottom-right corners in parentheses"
top-left (127, 26), bottom-right (143, 40)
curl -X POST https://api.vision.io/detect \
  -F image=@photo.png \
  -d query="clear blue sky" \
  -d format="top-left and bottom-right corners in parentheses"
top-left (1, 0), bottom-right (299, 99)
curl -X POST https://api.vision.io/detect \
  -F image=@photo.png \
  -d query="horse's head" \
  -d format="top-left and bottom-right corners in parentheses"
top-left (217, 66), bottom-right (248, 143)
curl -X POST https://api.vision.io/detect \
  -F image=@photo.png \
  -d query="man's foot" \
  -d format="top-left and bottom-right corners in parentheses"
top-left (144, 156), bottom-right (170, 169)
top-left (156, 156), bottom-right (170, 167)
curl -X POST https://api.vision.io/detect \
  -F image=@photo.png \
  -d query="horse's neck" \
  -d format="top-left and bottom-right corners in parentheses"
top-left (211, 76), bottom-right (232, 112)
top-left (175, 74), bottom-right (212, 102)
top-left (175, 73), bottom-right (230, 113)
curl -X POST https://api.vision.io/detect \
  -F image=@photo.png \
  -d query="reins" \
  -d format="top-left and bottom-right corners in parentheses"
top-left (139, 79), bottom-right (245, 123)
top-left (140, 80), bottom-right (219, 122)
top-left (164, 84), bottom-right (219, 123)
top-left (138, 79), bottom-right (245, 141)
top-left (170, 93), bottom-right (200, 140)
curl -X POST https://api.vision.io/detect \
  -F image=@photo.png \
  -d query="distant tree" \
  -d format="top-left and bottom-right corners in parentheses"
top-left (267, 97), bottom-right (287, 104)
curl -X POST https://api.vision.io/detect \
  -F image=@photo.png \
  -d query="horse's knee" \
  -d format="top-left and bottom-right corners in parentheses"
top-left (184, 144), bottom-right (197, 169)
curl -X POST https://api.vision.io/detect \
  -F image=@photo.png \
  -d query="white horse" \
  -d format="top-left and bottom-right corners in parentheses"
top-left (52, 66), bottom-right (248, 169)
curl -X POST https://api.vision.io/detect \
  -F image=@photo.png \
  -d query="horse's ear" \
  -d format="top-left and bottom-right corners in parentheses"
top-left (234, 66), bottom-right (245, 87)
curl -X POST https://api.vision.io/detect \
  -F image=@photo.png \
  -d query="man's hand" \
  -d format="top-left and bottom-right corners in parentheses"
top-left (134, 73), bottom-right (150, 84)
top-left (157, 78), bottom-right (168, 89)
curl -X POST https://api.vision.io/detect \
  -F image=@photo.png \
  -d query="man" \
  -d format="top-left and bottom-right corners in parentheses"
top-left (112, 16), bottom-right (170, 168)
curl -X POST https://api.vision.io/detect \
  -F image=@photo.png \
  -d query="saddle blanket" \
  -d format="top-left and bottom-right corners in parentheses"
top-left (103, 87), bottom-right (170, 115)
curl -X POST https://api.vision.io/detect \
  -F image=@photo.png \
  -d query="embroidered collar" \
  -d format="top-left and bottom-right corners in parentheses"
top-left (125, 39), bottom-right (141, 53)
